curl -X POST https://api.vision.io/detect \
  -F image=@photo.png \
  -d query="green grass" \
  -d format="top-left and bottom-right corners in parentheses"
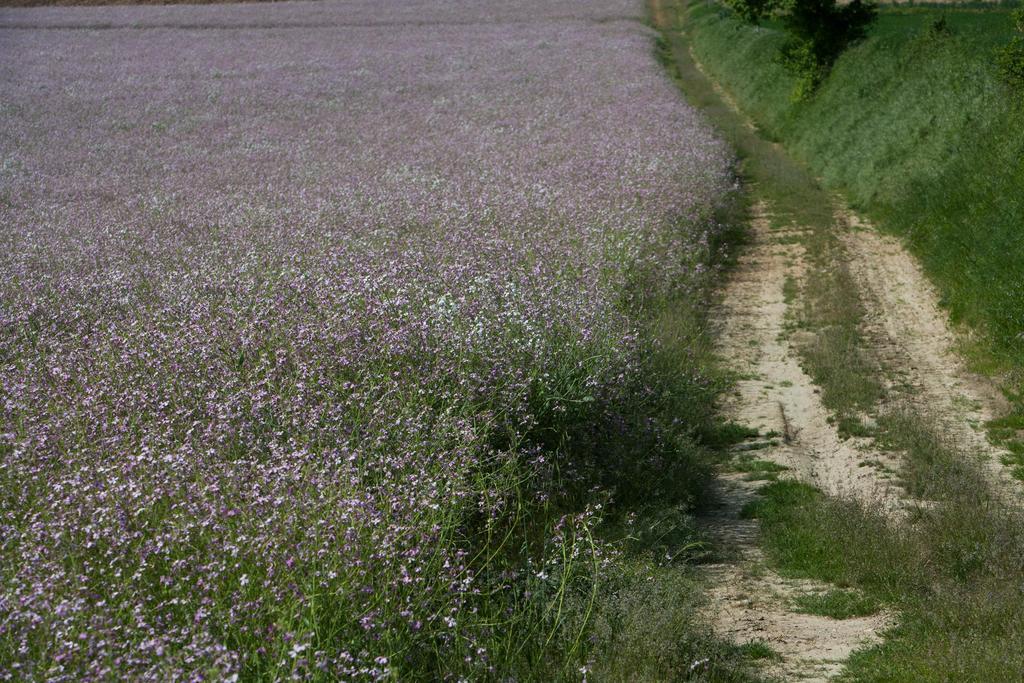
top-left (685, 0), bottom-right (1024, 460)
top-left (781, 275), bottom-right (798, 305)
top-left (836, 415), bottom-right (875, 439)
top-left (738, 411), bottom-right (1024, 680)
top-left (729, 455), bottom-right (789, 481)
top-left (792, 589), bottom-right (880, 620)
top-left (734, 641), bottom-right (780, 661)
top-left (706, 421), bottom-right (763, 448)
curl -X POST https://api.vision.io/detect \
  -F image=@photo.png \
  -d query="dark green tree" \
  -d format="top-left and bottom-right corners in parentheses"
top-left (996, 8), bottom-right (1024, 88)
top-left (726, 0), bottom-right (877, 99)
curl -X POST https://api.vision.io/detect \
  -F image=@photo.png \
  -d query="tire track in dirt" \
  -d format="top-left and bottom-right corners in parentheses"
top-left (715, 206), bottom-right (903, 508)
top-left (841, 211), bottom-right (1017, 493)
top-left (701, 199), bottom-right (895, 682)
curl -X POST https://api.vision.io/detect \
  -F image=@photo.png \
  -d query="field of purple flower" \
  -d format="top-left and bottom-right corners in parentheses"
top-left (0, 0), bottom-right (736, 679)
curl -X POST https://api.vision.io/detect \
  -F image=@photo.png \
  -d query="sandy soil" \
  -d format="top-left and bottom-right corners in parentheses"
top-left (715, 204), bottom-right (904, 507)
top-left (841, 211), bottom-right (1016, 493)
top-left (704, 201), bottom-right (896, 681)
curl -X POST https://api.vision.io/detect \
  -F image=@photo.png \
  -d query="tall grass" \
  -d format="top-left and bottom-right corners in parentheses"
top-left (0, 1), bottom-right (756, 679)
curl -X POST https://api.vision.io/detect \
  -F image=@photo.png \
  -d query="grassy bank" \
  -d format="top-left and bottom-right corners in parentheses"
top-left (685, 1), bottom-right (1024, 421)
top-left (656, 1), bottom-right (1024, 678)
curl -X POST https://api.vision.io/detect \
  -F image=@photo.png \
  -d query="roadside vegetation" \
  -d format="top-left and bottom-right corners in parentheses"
top-left (685, 0), bottom-right (1024, 464)
top-left (996, 7), bottom-right (1024, 85)
top-left (655, 1), bottom-right (880, 433)
top-left (656, 0), bottom-right (1024, 678)
top-left (726, 0), bottom-right (877, 100)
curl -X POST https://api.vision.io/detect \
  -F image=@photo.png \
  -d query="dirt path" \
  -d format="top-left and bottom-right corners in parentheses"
top-left (650, 1), bottom-right (1017, 677)
top-left (703, 200), bottom-right (895, 681)
top-left (841, 212), bottom-right (1016, 490)
top-left (714, 202), bottom-right (904, 507)
top-left (697, 88), bottom-right (1015, 683)
top-left (701, 176), bottom-right (1016, 683)
top-left (701, 477), bottom-right (891, 682)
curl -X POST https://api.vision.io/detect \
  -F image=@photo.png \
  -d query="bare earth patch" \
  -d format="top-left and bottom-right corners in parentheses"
top-left (701, 476), bottom-right (891, 682)
top-left (704, 201), bottom-right (895, 680)
top-left (841, 211), bottom-right (1019, 495)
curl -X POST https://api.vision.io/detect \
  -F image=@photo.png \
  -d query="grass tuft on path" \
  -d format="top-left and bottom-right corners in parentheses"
top-left (792, 590), bottom-right (881, 620)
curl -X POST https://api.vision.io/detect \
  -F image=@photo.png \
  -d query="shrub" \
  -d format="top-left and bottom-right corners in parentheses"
top-left (778, 0), bottom-right (877, 99)
top-left (998, 37), bottom-right (1024, 86)
top-left (926, 14), bottom-right (954, 40)
top-left (725, 0), bottom-right (776, 25)
top-left (998, 9), bottom-right (1024, 87)
top-left (728, 0), bottom-right (877, 99)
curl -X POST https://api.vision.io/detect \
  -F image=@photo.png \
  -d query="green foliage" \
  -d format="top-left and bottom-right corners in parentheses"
top-left (792, 589), bottom-right (880, 619)
top-left (705, 421), bottom-right (761, 448)
top-left (836, 415), bottom-right (874, 439)
top-left (926, 15), bottom-right (953, 40)
top-left (777, 39), bottom-right (825, 100)
top-left (995, 39), bottom-right (1024, 87)
top-left (777, 0), bottom-right (878, 98)
top-left (740, 480), bottom-right (819, 518)
top-left (726, 0), bottom-right (877, 98)
top-left (997, 9), bottom-right (1024, 87)
top-left (725, 0), bottom-right (776, 24)
top-left (587, 561), bottom-right (765, 681)
top-left (734, 641), bottom-right (781, 661)
top-left (729, 456), bottom-right (788, 482)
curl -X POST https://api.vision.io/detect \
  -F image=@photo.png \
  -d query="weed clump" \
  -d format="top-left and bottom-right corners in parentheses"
top-left (793, 589), bottom-right (880, 619)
